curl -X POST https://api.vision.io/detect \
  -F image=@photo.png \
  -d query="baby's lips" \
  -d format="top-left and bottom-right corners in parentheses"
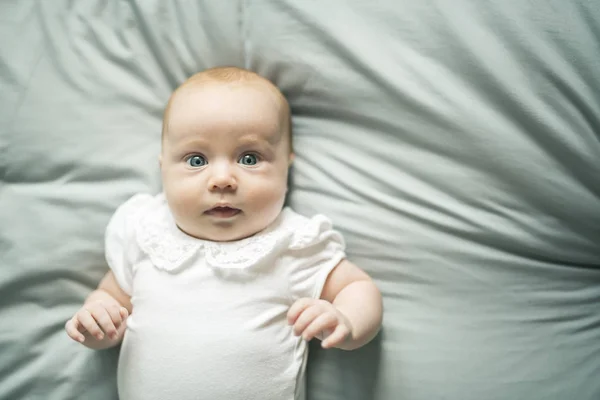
top-left (204, 206), bottom-right (242, 218)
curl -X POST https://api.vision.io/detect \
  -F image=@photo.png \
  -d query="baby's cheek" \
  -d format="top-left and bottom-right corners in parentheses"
top-left (165, 179), bottom-right (197, 214)
top-left (249, 182), bottom-right (286, 208)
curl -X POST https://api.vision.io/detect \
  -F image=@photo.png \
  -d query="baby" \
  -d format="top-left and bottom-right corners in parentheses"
top-left (65, 67), bottom-right (383, 400)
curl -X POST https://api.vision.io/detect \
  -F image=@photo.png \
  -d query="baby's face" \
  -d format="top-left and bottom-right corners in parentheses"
top-left (160, 81), bottom-right (292, 242)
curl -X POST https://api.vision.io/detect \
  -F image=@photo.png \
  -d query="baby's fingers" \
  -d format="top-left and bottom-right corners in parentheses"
top-left (77, 309), bottom-right (106, 340)
top-left (104, 305), bottom-right (127, 338)
top-left (87, 307), bottom-right (120, 340)
top-left (291, 305), bottom-right (323, 336)
top-left (287, 298), bottom-right (315, 325)
top-left (321, 324), bottom-right (351, 349)
top-left (301, 313), bottom-right (338, 342)
top-left (65, 318), bottom-right (86, 343)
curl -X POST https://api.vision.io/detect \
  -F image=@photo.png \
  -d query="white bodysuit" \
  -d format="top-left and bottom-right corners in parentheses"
top-left (105, 193), bottom-right (346, 400)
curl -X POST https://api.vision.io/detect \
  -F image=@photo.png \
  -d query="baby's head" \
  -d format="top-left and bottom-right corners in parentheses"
top-left (160, 67), bottom-right (294, 242)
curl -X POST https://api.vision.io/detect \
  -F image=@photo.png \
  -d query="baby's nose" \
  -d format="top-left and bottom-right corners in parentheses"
top-left (208, 165), bottom-right (237, 191)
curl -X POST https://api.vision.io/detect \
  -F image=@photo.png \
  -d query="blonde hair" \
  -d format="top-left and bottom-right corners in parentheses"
top-left (162, 66), bottom-right (292, 152)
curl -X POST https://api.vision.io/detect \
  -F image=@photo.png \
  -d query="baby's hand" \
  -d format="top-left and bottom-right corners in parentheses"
top-left (287, 298), bottom-right (353, 349)
top-left (65, 300), bottom-right (128, 346)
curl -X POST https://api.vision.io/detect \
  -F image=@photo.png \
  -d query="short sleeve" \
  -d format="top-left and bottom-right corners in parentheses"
top-left (287, 215), bottom-right (347, 300)
top-left (104, 194), bottom-right (151, 295)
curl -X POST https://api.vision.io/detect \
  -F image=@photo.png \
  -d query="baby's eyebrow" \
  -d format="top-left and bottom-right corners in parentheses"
top-left (172, 137), bottom-right (210, 149)
top-left (237, 134), bottom-right (277, 147)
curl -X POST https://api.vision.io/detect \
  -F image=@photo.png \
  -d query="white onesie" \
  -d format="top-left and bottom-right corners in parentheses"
top-left (105, 193), bottom-right (346, 400)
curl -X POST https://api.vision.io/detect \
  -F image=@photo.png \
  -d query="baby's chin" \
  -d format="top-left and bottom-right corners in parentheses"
top-left (177, 224), bottom-right (261, 242)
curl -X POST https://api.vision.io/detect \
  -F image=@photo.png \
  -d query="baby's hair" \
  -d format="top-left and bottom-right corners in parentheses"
top-left (162, 66), bottom-right (293, 153)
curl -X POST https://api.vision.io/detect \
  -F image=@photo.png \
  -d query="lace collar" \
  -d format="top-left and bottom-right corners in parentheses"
top-left (134, 199), bottom-right (295, 273)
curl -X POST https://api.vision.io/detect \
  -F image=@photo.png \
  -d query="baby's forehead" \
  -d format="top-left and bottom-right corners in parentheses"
top-left (167, 87), bottom-right (282, 133)
top-left (177, 79), bottom-right (282, 106)
top-left (162, 70), bottom-right (291, 152)
top-left (169, 83), bottom-right (279, 121)
top-left (167, 79), bottom-right (288, 126)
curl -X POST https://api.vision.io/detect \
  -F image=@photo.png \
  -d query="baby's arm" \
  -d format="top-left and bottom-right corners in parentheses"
top-left (287, 260), bottom-right (382, 350)
top-left (65, 270), bottom-right (132, 350)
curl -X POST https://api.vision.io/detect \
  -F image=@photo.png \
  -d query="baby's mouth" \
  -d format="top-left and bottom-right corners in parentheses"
top-left (204, 206), bottom-right (242, 219)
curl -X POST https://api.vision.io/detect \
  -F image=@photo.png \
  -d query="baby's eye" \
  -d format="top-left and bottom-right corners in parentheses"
top-left (238, 153), bottom-right (259, 166)
top-left (187, 155), bottom-right (207, 167)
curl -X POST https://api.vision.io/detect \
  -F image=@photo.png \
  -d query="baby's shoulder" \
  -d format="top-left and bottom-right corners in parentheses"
top-left (105, 192), bottom-right (168, 244)
top-left (277, 207), bottom-right (344, 251)
top-left (112, 192), bottom-right (165, 221)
